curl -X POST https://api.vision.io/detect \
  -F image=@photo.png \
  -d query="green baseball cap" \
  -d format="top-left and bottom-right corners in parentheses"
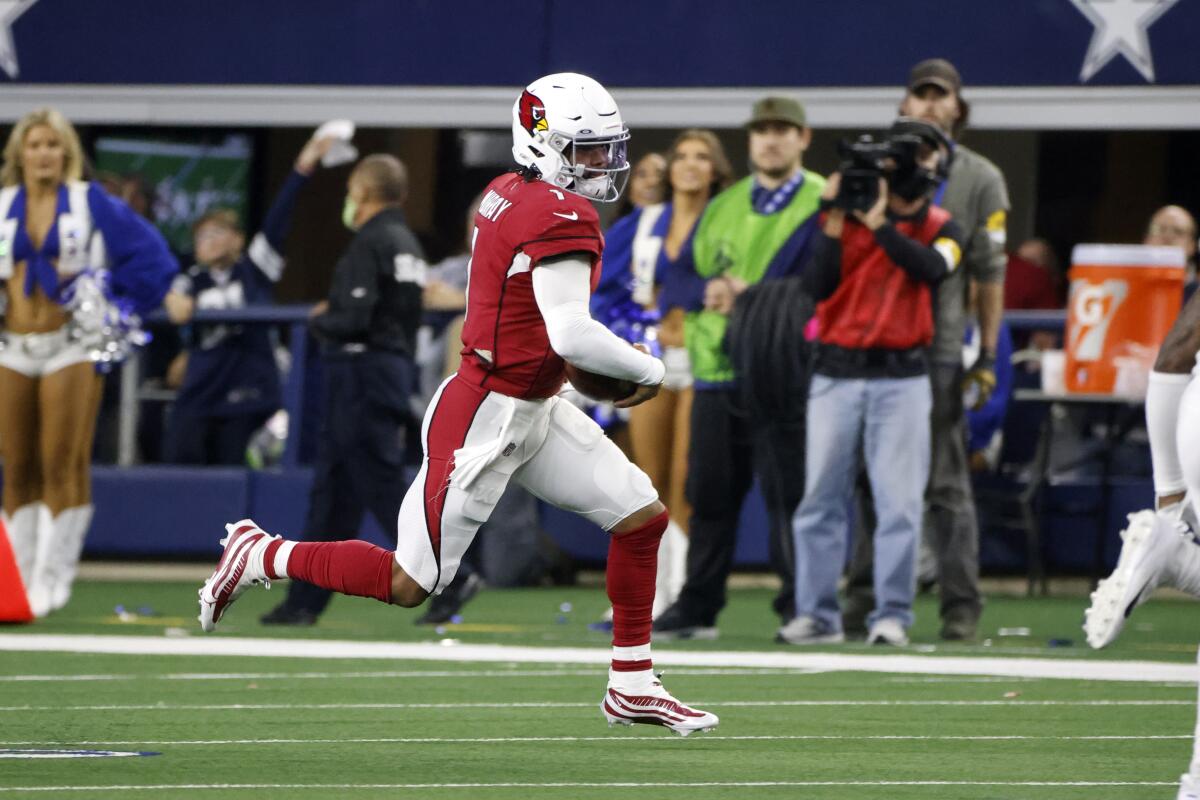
top-left (745, 96), bottom-right (807, 130)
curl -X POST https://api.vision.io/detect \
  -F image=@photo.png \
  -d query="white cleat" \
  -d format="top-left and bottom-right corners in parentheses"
top-left (197, 519), bottom-right (278, 633)
top-left (1084, 509), bottom-right (1185, 649)
top-left (1179, 772), bottom-right (1200, 800)
top-left (601, 678), bottom-right (718, 737)
top-left (866, 617), bottom-right (910, 647)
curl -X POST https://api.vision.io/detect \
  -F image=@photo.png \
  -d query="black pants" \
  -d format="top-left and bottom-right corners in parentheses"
top-left (165, 409), bottom-right (273, 466)
top-left (677, 388), bottom-right (804, 624)
top-left (282, 351), bottom-right (415, 616)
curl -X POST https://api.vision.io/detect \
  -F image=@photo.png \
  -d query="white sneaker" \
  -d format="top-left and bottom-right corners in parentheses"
top-left (601, 678), bottom-right (718, 737)
top-left (1084, 509), bottom-right (1185, 649)
top-left (867, 617), bottom-right (909, 646)
top-left (776, 615), bottom-right (845, 645)
top-left (1178, 772), bottom-right (1200, 800)
top-left (197, 520), bottom-right (278, 632)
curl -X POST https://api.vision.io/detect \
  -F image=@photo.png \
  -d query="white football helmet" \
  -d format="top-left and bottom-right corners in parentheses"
top-left (511, 72), bottom-right (630, 203)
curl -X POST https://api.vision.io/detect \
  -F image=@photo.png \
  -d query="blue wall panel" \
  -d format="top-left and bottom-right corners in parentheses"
top-left (88, 466), bottom-right (248, 557)
top-left (27, 468), bottom-right (1150, 575)
top-left (5, 1), bottom-right (1197, 87)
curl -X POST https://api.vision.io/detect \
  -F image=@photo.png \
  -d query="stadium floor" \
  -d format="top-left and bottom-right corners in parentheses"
top-left (1, 580), bottom-right (1199, 798)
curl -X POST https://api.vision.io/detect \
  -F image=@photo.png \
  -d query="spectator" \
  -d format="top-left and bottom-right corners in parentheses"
top-left (652, 97), bottom-right (826, 640)
top-left (780, 118), bottom-right (962, 647)
top-left (1144, 204), bottom-right (1198, 285)
top-left (261, 153), bottom-right (426, 626)
top-left (594, 129), bottom-right (734, 617)
top-left (162, 132), bottom-right (336, 465)
top-left (1004, 237), bottom-right (1064, 354)
top-left (1005, 237), bottom-right (1064, 311)
top-left (613, 152), bottom-right (667, 218)
top-left (965, 283), bottom-right (1015, 472)
top-left (0, 107), bottom-right (176, 616)
top-left (418, 195), bottom-right (481, 401)
top-left (844, 58), bottom-right (1011, 642)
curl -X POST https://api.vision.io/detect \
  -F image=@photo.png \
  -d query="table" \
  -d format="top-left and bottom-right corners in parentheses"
top-left (1012, 389), bottom-right (1145, 589)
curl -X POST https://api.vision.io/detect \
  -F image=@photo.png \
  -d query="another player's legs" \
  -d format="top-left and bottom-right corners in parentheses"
top-left (1179, 646), bottom-right (1200, 800)
top-left (1150, 290), bottom-right (1200, 506)
top-left (515, 397), bottom-right (717, 735)
top-left (1086, 297), bottom-right (1200, 648)
top-left (1085, 381), bottom-right (1200, 648)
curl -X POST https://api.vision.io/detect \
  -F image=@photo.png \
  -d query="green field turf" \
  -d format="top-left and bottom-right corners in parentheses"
top-left (1, 580), bottom-right (1199, 799)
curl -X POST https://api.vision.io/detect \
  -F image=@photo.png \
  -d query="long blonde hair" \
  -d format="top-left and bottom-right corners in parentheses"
top-left (1, 108), bottom-right (85, 187)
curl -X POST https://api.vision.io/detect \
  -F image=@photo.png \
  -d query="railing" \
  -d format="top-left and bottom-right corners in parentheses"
top-left (1002, 309), bottom-right (1067, 331)
top-left (117, 306), bottom-right (1070, 467)
top-left (120, 304), bottom-right (314, 468)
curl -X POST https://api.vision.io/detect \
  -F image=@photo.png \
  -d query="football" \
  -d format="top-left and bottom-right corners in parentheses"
top-left (563, 363), bottom-right (638, 402)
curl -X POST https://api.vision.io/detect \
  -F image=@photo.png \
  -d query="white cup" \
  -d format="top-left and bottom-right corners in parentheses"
top-left (1041, 350), bottom-right (1066, 395)
top-left (1113, 356), bottom-right (1151, 399)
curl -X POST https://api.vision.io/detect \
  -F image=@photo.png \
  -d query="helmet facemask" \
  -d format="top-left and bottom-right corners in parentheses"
top-left (548, 130), bottom-right (631, 202)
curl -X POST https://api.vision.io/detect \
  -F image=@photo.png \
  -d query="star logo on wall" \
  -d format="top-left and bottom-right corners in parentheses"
top-left (1070, 0), bottom-right (1180, 83)
top-left (0, 0), bottom-right (37, 79)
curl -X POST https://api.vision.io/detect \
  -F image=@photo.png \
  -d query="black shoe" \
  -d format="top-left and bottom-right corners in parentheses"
top-left (415, 571), bottom-right (484, 625)
top-left (651, 602), bottom-right (717, 641)
top-left (772, 592), bottom-right (795, 625)
top-left (841, 595), bottom-right (872, 638)
top-left (260, 604), bottom-right (319, 626)
top-left (940, 607), bottom-right (979, 641)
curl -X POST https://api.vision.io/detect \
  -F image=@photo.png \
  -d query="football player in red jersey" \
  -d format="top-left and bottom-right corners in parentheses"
top-left (197, 73), bottom-right (718, 736)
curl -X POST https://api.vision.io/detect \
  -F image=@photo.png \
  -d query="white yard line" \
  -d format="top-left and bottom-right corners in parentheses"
top-left (0, 667), bottom-right (817, 683)
top-left (0, 735), bottom-right (1189, 747)
top-left (0, 699), bottom-right (1191, 713)
top-left (0, 781), bottom-right (1178, 792)
top-left (0, 634), bottom-right (1194, 683)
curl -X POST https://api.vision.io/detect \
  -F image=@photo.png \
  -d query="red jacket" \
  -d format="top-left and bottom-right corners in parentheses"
top-left (817, 205), bottom-right (951, 351)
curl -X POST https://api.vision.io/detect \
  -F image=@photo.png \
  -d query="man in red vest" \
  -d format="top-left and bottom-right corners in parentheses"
top-left (779, 118), bottom-right (963, 647)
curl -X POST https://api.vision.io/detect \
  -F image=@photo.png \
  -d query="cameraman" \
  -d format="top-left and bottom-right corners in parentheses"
top-left (780, 119), bottom-right (963, 647)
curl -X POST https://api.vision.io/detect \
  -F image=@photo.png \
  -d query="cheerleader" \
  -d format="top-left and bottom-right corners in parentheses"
top-left (0, 108), bottom-right (176, 616)
top-left (594, 129), bottom-right (732, 616)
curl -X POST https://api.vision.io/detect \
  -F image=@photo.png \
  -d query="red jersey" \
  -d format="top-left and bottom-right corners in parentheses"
top-left (457, 172), bottom-right (604, 399)
top-left (817, 205), bottom-right (952, 351)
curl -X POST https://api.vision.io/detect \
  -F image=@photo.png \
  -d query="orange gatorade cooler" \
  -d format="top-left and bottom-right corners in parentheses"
top-left (1065, 244), bottom-right (1185, 393)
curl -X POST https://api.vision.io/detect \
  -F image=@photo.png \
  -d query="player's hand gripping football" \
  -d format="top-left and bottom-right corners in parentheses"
top-left (614, 343), bottom-right (663, 409)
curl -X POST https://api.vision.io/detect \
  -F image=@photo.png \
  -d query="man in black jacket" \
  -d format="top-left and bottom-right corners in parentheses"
top-left (262, 154), bottom-right (430, 625)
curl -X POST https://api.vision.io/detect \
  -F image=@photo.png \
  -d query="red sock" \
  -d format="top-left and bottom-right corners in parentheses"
top-left (282, 540), bottom-right (394, 603)
top-left (607, 509), bottom-right (668, 673)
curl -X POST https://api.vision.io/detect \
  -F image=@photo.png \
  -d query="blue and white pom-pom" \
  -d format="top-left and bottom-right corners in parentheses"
top-left (60, 269), bottom-right (151, 373)
top-left (577, 299), bottom-right (662, 430)
top-left (599, 298), bottom-right (662, 359)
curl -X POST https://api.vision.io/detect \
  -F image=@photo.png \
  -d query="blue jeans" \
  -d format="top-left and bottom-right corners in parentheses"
top-left (792, 373), bottom-right (932, 631)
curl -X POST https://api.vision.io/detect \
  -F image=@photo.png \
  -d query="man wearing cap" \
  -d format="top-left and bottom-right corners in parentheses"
top-left (653, 97), bottom-right (825, 640)
top-left (844, 58), bottom-right (1010, 642)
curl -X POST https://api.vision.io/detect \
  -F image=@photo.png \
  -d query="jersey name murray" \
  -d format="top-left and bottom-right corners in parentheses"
top-left (459, 173), bottom-right (604, 400)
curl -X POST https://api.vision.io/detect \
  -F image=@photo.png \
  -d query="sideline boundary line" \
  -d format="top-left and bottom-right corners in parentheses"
top-left (0, 633), bottom-right (1194, 683)
top-left (0, 781), bottom-right (1179, 792)
top-left (0, 667), bottom-right (816, 683)
top-left (0, 734), bottom-right (1190, 746)
top-left (0, 699), bottom-right (1191, 713)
